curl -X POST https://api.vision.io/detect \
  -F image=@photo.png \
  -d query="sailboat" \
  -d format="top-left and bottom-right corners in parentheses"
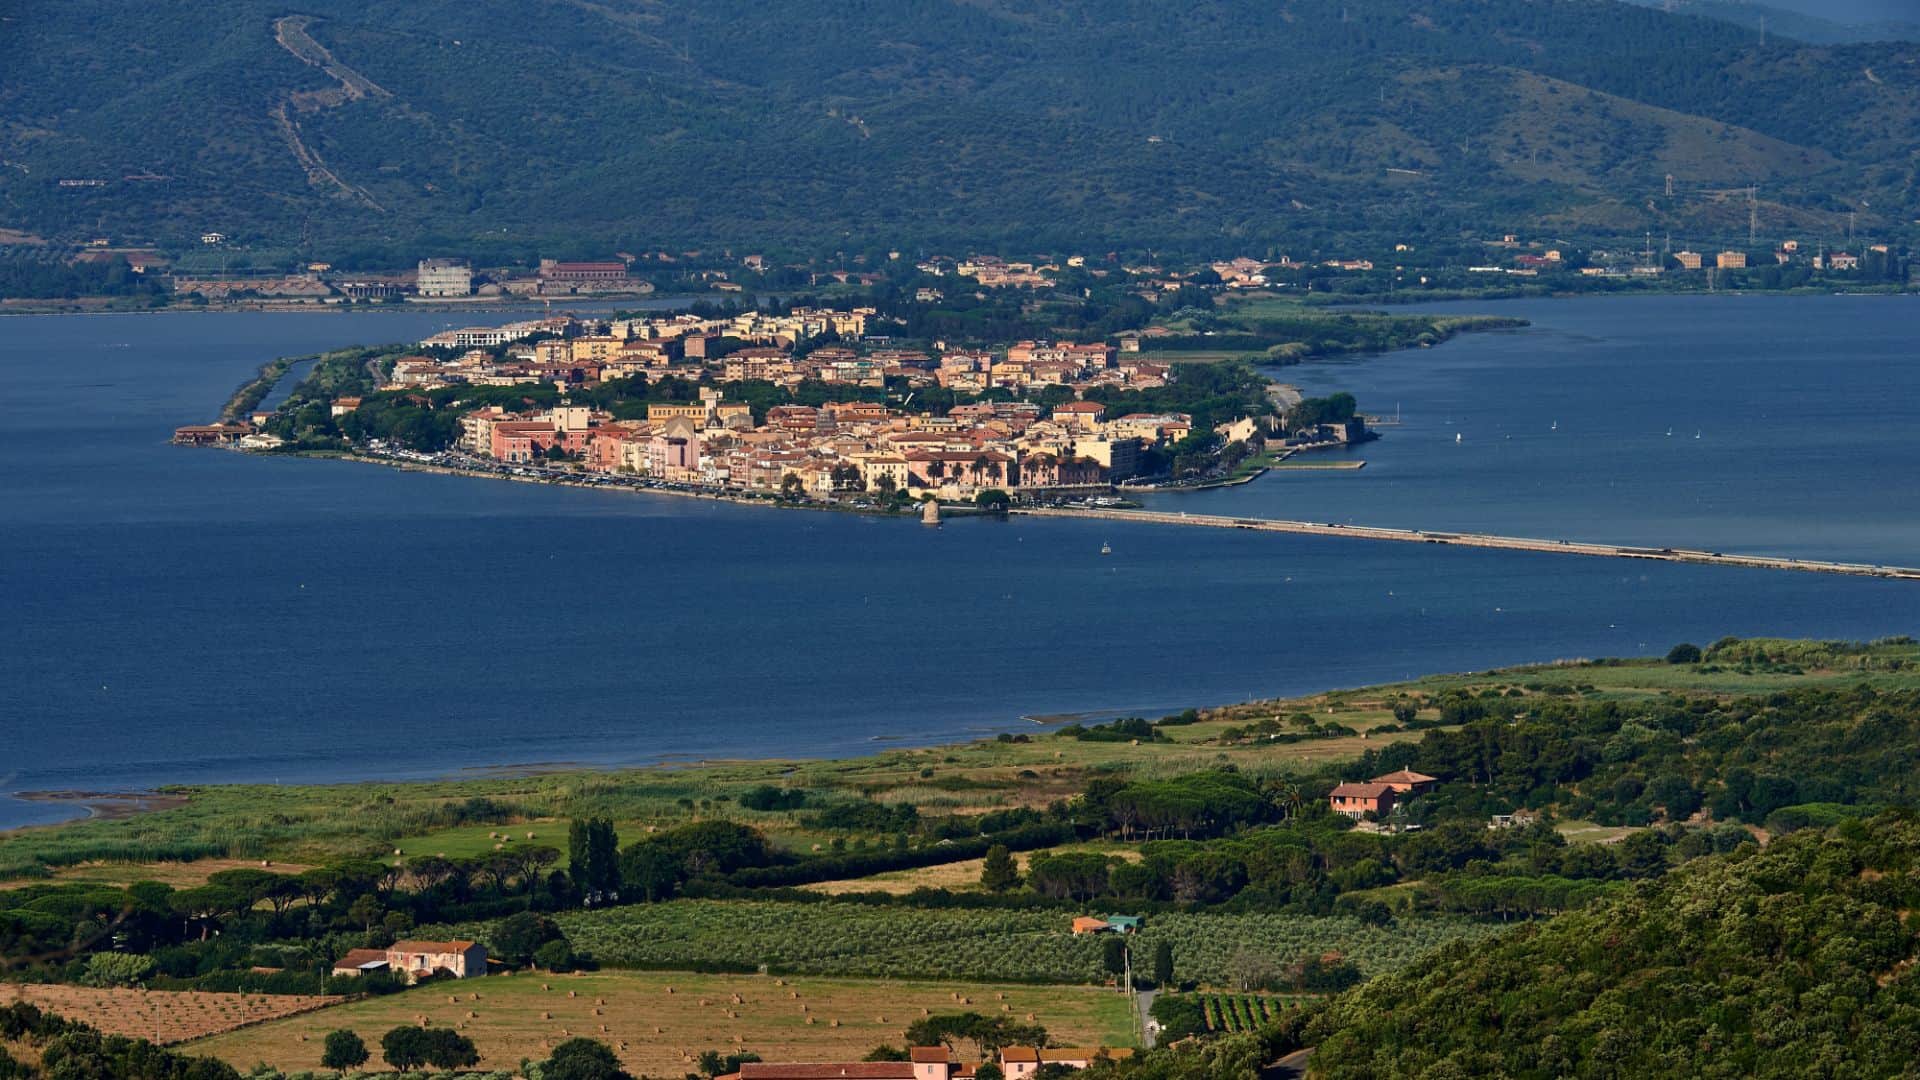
top-left (1694, 430), bottom-right (1702, 439)
top-left (1100, 541), bottom-right (1112, 556)
top-left (1455, 432), bottom-right (1463, 444)
top-left (1666, 427), bottom-right (1673, 437)
top-left (1550, 420), bottom-right (1558, 432)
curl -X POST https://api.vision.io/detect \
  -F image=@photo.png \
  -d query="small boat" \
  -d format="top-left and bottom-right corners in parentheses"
top-left (1551, 420), bottom-right (1558, 431)
top-left (1694, 430), bottom-right (1702, 439)
top-left (1100, 541), bottom-right (1112, 556)
top-left (1666, 428), bottom-right (1673, 437)
top-left (1454, 432), bottom-right (1462, 444)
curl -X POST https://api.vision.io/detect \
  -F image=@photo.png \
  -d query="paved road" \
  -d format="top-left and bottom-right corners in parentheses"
top-left (1270, 1048), bottom-right (1314, 1078)
top-left (1135, 988), bottom-right (1158, 1048)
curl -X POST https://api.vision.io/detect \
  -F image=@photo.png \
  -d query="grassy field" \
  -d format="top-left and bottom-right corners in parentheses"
top-left (800, 842), bottom-right (1142, 896)
top-left (0, 985), bottom-right (340, 1044)
top-left (0, 857), bottom-right (313, 891)
top-left (188, 970), bottom-right (1135, 1075)
top-left (5, 642), bottom-right (1915, 881)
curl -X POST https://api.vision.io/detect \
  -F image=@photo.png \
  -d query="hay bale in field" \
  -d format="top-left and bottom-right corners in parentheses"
top-left (568, 990), bottom-right (577, 998)
top-left (1027, 1013), bottom-right (1036, 1021)
top-left (805, 1016), bottom-right (815, 1025)
top-left (666, 986), bottom-right (675, 994)
top-left (829, 1019), bottom-right (839, 1028)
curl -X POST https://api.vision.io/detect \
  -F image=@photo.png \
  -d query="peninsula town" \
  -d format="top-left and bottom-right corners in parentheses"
top-left (168, 251), bottom-right (1530, 503)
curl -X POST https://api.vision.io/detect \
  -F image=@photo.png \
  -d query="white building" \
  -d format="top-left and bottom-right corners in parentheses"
top-left (417, 258), bottom-right (473, 298)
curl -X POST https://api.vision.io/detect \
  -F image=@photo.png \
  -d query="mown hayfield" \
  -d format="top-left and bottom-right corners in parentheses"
top-left (0, 858), bottom-right (314, 892)
top-left (188, 970), bottom-right (1134, 1076)
top-left (800, 843), bottom-right (1142, 896)
top-left (0, 985), bottom-right (341, 1044)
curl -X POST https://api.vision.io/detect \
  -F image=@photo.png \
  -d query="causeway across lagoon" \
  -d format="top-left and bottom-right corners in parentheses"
top-left (1015, 507), bottom-right (1920, 581)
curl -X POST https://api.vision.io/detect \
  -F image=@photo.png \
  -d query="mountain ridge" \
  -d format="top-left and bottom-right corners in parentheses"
top-left (3, 0), bottom-right (1916, 255)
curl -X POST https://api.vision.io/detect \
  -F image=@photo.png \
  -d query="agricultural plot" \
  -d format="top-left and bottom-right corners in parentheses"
top-left (1199, 993), bottom-right (1308, 1033)
top-left (188, 970), bottom-right (1134, 1077)
top-left (529, 901), bottom-right (1501, 986)
top-left (0, 985), bottom-right (341, 1044)
top-left (799, 843), bottom-right (1141, 896)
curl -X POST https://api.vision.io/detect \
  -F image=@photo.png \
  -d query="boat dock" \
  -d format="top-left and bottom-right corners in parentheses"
top-left (1012, 507), bottom-right (1920, 581)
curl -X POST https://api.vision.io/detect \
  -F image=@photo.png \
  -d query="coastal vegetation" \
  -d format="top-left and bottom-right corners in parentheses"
top-left (7, 638), bottom-right (1920, 1075)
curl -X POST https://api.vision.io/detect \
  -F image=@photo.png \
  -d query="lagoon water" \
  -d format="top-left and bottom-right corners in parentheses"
top-left (2, 296), bottom-right (1915, 828)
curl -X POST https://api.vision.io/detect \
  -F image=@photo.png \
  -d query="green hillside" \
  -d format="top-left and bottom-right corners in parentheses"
top-left (1304, 814), bottom-right (1920, 1078)
top-left (3, 0), bottom-right (1917, 255)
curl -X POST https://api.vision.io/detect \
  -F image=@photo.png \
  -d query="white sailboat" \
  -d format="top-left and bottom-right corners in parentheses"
top-left (1455, 432), bottom-right (1462, 444)
top-left (1100, 541), bottom-right (1112, 556)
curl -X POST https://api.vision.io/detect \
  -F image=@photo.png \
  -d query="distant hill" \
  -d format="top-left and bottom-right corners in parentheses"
top-left (3, 0), bottom-right (1917, 257)
top-left (1306, 814), bottom-right (1920, 1078)
top-left (1619, 0), bottom-right (1920, 44)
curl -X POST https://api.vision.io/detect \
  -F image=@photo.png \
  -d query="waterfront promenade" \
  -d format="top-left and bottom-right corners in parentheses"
top-left (1015, 507), bottom-right (1920, 581)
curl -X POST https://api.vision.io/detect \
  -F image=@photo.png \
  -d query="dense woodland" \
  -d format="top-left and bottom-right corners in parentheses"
top-left (3, 1), bottom-right (1917, 254)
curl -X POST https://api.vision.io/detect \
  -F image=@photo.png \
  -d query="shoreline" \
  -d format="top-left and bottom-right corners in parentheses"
top-left (8, 283), bottom-right (1915, 319)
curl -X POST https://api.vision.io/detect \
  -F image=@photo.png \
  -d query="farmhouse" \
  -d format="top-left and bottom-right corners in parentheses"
top-left (1000, 1047), bottom-right (1135, 1076)
top-left (1328, 782), bottom-right (1396, 820)
top-left (1371, 769), bottom-right (1438, 796)
top-left (329, 948), bottom-right (390, 977)
top-left (388, 940), bottom-right (488, 981)
top-left (1070, 914), bottom-right (1142, 935)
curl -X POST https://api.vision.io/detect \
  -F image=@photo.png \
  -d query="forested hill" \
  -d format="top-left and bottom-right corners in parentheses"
top-left (1305, 814), bottom-right (1920, 1078)
top-left (4, 0), bottom-right (1918, 257)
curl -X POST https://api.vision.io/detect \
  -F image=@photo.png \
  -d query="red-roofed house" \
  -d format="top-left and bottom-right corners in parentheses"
top-left (1000, 1048), bottom-right (1134, 1076)
top-left (1328, 782), bottom-right (1396, 820)
top-left (1371, 769), bottom-right (1438, 796)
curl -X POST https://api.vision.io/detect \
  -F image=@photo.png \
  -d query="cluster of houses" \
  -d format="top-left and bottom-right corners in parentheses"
top-left (400, 313), bottom-right (1168, 397)
top-left (345, 312), bottom-right (1215, 498)
top-left (722, 1045), bottom-right (1132, 1080)
top-left (457, 388), bottom-right (1199, 497)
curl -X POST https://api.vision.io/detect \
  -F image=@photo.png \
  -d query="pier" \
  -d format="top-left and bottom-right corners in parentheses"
top-left (1013, 507), bottom-right (1920, 581)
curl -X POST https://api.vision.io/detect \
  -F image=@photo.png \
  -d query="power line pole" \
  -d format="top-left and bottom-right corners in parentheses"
top-left (1748, 186), bottom-right (1758, 246)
